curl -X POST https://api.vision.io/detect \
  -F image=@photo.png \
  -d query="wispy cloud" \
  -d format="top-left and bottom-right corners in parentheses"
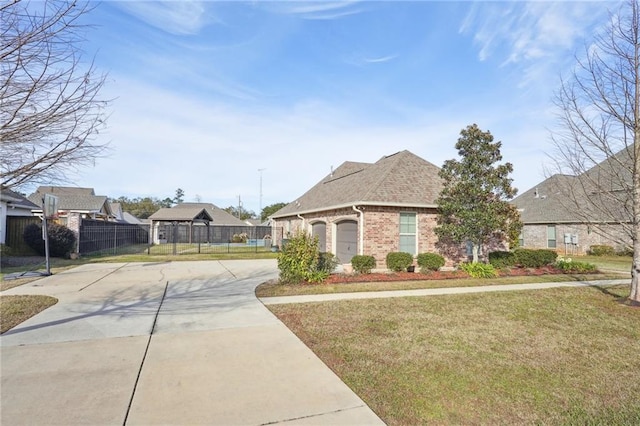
top-left (266, 1), bottom-right (363, 20)
top-left (460, 2), bottom-right (611, 86)
top-left (115, 1), bottom-right (210, 35)
top-left (363, 54), bottom-right (398, 64)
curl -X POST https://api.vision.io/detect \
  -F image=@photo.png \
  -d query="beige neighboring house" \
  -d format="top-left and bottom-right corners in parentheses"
top-left (27, 186), bottom-right (114, 222)
top-left (0, 188), bottom-right (39, 245)
top-left (270, 150), bottom-right (493, 269)
top-left (512, 148), bottom-right (632, 255)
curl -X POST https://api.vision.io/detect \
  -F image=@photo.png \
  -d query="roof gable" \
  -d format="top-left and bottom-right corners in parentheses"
top-left (171, 203), bottom-right (248, 226)
top-left (272, 150), bottom-right (443, 218)
top-left (149, 207), bottom-right (213, 222)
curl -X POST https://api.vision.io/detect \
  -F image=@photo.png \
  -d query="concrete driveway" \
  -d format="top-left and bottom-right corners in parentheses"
top-left (1, 260), bottom-right (383, 425)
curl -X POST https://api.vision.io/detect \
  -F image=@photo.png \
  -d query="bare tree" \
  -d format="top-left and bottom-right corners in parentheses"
top-left (550, 0), bottom-right (639, 303)
top-left (1, 0), bottom-right (109, 190)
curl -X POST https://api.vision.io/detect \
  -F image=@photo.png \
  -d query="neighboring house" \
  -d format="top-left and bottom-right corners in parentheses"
top-left (512, 149), bottom-right (632, 254)
top-left (0, 188), bottom-right (39, 245)
top-left (110, 202), bottom-right (145, 225)
top-left (26, 186), bottom-right (114, 254)
top-left (27, 186), bottom-right (114, 222)
top-left (270, 150), bottom-right (497, 268)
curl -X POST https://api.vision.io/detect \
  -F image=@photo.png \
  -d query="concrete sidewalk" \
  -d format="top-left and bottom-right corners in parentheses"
top-left (1, 260), bottom-right (384, 425)
top-left (261, 278), bottom-right (631, 305)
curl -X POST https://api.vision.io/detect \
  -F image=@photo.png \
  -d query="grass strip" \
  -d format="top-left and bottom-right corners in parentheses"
top-left (1, 295), bottom-right (58, 333)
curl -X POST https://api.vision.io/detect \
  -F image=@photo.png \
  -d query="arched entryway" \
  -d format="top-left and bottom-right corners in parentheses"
top-left (311, 221), bottom-right (327, 252)
top-left (335, 220), bottom-right (357, 264)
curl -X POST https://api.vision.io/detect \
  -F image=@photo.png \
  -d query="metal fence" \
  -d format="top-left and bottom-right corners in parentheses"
top-left (78, 220), bottom-right (283, 256)
top-left (79, 219), bottom-right (150, 256)
top-left (150, 224), bottom-right (281, 255)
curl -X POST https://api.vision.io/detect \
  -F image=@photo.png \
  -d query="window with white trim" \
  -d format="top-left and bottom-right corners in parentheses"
top-left (547, 225), bottom-right (557, 248)
top-left (399, 212), bottom-right (417, 255)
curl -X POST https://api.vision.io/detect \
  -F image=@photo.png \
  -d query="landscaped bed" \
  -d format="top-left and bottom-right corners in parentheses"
top-left (256, 269), bottom-right (627, 298)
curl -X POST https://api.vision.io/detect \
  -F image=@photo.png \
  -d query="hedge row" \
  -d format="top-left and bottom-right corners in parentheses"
top-left (489, 248), bottom-right (558, 268)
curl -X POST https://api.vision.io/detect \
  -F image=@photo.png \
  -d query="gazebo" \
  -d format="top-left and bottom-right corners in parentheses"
top-left (148, 207), bottom-right (213, 244)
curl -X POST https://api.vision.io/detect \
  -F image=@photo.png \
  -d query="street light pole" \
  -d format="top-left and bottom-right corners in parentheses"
top-left (258, 168), bottom-right (266, 220)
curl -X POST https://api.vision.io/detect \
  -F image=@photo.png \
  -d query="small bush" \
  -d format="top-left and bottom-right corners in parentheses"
top-left (616, 246), bottom-right (633, 257)
top-left (23, 222), bottom-right (76, 258)
top-left (488, 251), bottom-right (517, 269)
top-left (460, 262), bottom-right (497, 278)
top-left (416, 253), bottom-right (445, 272)
top-left (514, 248), bottom-right (558, 268)
top-left (555, 257), bottom-right (598, 273)
top-left (588, 245), bottom-right (615, 256)
top-left (351, 255), bottom-right (376, 274)
top-left (386, 252), bottom-right (414, 272)
top-left (277, 231), bottom-right (327, 284)
top-left (317, 252), bottom-right (339, 274)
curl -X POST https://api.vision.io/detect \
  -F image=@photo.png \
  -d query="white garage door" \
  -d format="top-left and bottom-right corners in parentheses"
top-left (336, 220), bottom-right (357, 264)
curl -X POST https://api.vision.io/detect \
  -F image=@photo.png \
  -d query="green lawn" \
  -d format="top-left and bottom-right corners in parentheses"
top-left (574, 255), bottom-right (632, 273)
top-left (269, 285), bottom-right (640, 425)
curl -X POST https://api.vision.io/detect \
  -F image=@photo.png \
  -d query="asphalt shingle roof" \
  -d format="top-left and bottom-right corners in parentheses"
top-left (148, 207), bottom-right (213, 222)
top-left (513, 147), bottom-right (633, 224)
top-left (27, 187), bottom-right (110, 213)
top-left (272, 150), bottom-right (443, 218)
top-left (150, 203), bottom-right (246, 225)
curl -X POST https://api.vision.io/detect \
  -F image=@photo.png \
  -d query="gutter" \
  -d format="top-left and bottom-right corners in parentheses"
top-left (272, 201), bottom-right (438, 219)
top-left (352, 205), bottom-right (364, 256)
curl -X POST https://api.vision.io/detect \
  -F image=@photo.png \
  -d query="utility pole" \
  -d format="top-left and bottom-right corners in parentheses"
top-left (258, 168), bottom-right (266, 220)
top-left (238, 195), bottom-right (242, 218)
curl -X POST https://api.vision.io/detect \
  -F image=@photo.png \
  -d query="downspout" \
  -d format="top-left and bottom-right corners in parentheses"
top-left (352, 205), bottom-right (364, 255)
top-left (297, 214), bottom-right (305, 232)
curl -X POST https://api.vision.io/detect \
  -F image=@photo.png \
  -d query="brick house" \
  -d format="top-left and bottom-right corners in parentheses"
top-left (270, 150), bottom-right (503, 269)
top-left (512, 149), bottom-right (632, 255)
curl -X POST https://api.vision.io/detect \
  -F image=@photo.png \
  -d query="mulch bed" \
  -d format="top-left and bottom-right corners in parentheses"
top-left (324, 266), bottom-right (568, 284)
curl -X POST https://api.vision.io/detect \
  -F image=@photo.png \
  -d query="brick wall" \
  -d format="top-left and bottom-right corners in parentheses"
top-left (521, 223), bottom-right (631, 255)
top-left (274, 206), bottom-right (515, 269)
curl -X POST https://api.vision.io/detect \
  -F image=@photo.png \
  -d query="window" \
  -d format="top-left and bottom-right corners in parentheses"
top-left (399, 212), bottom-right (417, 255)
top-left (518, 231), bottom-right (524, 247)
top-left (547, 225), bottom-right (556, 248)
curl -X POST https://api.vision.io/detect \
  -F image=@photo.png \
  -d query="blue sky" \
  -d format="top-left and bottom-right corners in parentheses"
top-left (67, 0), bottom-right (616, 215)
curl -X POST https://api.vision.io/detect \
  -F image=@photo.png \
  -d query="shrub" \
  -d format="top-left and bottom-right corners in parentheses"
top-left (616, 246), bottom-right (633, 257)
top-left (386, 252), bottom-right (414, 272)
top-left (555, 257), bottom-right (598, 273)
top-left (460, 262), bottom-right (497, 278)
top-left (588, 245), bottom-right (615, 256)
top-left (277, 231), bottom-right (328, 284)
top-left (416, 253), bottom-right (445, 272)
top-left (488, 251), bottom-right (517, 269)
top-left (231, 232), bottom-right (248, 243)
top-left (23, 222), bottom-right (77, 258)
top-left (351, 255), bottom-right (376, 274)
top-left (317, 252), bottom-right (339, 274)
top-left (514, 248), bottom-right (558, 268)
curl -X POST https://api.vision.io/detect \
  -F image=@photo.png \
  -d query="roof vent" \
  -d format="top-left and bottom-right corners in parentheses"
top-left (330, 166), bottom-right (334, 177)
top-left (534, 187), bottom-right (539, 198)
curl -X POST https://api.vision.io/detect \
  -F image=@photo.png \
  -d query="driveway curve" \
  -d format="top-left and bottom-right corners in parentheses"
top-left (1, 260), bottom-right (384, 425)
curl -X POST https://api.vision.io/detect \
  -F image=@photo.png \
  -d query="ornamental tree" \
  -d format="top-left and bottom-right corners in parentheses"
top-left (435, 124), bottom-right (522, 263)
